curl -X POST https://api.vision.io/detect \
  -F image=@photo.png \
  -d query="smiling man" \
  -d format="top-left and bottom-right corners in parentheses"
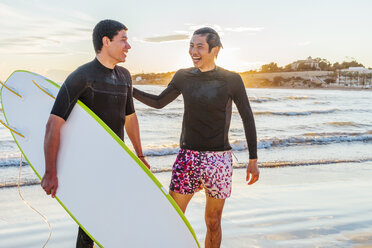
top-left (133, 27), bottom-right (259, 248)
top-left (41, 19), bottom-right (149, 248)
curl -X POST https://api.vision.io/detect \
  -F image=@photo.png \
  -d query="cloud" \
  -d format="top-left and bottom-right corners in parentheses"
top-left (223, 47), bottom-right (241, 52)
top-left (188, 24), bottom-right (223, 32)
top-left (140, 24), bottom-right (264, 45)
top-left (183, 24), bottom-right (264, 36)
top-left (0, 36), bottom-right (61, 46)
top-left (0, 2), bottom-right (94, 55)
top-left (142, 34), bottom-right (190, 43)
top-left (225, 27), bottom-right (264, 32)
top-left (20, 51), bottom-right (67, 55)
top-left (298, 41), bottom-right (312, 46)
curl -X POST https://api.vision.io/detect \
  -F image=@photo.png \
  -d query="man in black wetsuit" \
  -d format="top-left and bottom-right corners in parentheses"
top-left (133, 27), bottom-right (259, 248)
top-left (41, 20), bottom-right (149, 248)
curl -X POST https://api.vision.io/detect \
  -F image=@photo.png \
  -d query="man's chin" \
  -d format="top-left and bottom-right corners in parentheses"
top-left (193, 63), bottom-right (201, 68)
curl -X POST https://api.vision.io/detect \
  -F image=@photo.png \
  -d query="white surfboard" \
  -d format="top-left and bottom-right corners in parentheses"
top-left (0, 70), bottom-right (200, 248)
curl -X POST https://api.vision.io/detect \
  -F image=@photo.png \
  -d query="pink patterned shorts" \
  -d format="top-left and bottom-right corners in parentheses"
top-left (169, 149), bottom-right (233, 199)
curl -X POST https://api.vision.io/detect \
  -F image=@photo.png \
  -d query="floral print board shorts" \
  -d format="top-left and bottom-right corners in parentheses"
top-left (169, 149), bottom-right (233, 199)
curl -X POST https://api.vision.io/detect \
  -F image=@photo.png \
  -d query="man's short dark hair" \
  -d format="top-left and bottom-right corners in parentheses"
top-left (93, 19), bottom-right (128, 54)
top-left (193, 27), bottom-right (223, 52)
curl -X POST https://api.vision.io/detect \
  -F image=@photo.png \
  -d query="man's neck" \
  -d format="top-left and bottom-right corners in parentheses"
top-left (96, 54), bottom-right (116, 69)
top-left (199, 63), bottom-right (216, 72)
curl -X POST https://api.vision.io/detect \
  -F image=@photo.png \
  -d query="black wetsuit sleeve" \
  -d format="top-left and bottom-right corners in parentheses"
top-left (133, 75), bottom-right (181, 109)
top-left (231, 74), bottom-right (258, 159)
top-left (51, 70), bottom-right (87, 120)
top-left (125, 71), bottom-right (135, 116)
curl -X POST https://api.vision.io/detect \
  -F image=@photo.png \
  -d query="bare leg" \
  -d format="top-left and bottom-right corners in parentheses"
top-left (204, 195), bottom-right (225, 248)
top-left (169, 190), bottom-right (194, 213)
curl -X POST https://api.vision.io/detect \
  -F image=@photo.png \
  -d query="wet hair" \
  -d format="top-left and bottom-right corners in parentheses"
top-left (193, 27), bottom-right (223, 52)
top-left (93, 19), bottom-right (128, 54)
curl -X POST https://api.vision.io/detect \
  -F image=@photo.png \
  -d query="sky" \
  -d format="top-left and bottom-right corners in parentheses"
top-left (1, 0), bottom-right (372, 82)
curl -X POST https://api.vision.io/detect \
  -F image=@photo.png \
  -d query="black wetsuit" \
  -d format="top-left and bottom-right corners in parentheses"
top-left (133, 67), bottom-right (257, 159)
top-left (51, 58), bottom-right (135, 140)
top-left (50, 58), bottom-right (135, 248)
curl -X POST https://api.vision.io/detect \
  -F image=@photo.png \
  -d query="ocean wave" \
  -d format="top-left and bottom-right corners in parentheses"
top-left (247, 96), bottom-right (314, 103)
top-left (233, 158), bottom-right (372, 168)
top-left (302, 131), bottom-right (371, 137)
top-left (0, 139), bottom-right (17, 150)
top-left (143, 146), bottom-right (180, 156)
top-left (284, 96), bottom-right (313, 100)
top-left (325, 121), bottom-right (361, 127)
top-left (3, 158), bottom-right (372, 188)
top-left (232, 131), bottom-right (372, 150)
top-left (248, 97), bottom-right (277, 103)
top-left (144, 131), bottom-right (372, 156)
top-left (0, 152), bottom-right (26, 167)
top-left (1, 132), bottom-right (371, 169)
top-left (0, 179), bottom-right (40, 188)
top-left (254, 109), bottom-right (338, 116)
top-left (138, 109), bottom-right (183, 118)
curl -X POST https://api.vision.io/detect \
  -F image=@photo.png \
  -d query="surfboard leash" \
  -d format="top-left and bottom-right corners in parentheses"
top-left (18, 154), bottom-right (52, 248)
top-left (2, 78), bottom-right (52, 246)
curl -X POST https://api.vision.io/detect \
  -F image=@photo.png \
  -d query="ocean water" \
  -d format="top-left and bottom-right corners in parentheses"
top-left (0, 86), bottom-right (371, 187)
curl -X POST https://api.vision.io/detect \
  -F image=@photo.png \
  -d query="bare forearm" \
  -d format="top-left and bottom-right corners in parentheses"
top-left (125, 113), bottom-right (144, 156)
top-left (44, 131), bottom-right (59, 175)
top-left (44, 115), bottom-right (65, 176)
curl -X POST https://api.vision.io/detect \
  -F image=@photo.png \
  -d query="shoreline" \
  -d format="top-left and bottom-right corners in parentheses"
top-left (257, 85), bottom-right (372, 91)
top-left (133, 82), bottom-right (371, 91)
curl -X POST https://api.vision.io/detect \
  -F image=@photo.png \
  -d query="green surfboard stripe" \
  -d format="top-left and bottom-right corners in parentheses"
top-left (1, 70), bottom-right (200, 248)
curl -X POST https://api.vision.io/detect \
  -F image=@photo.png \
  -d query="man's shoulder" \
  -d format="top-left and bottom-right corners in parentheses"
top-left (115, 65), bottom-right (130, 75)
top-left (115, 66), bottom-right (132, 86)
top-left (66, 60), bottom-right (94, 80)
top-left (174, 67), bottom-right (202, 78)
top-left (175, 67), bottom-right (194, 75)
top-left (217, 66), bottom-right (240, 79)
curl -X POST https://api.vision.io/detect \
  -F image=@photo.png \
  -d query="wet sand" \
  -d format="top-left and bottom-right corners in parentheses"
top-left (1, 161), bottom-right (372, 248)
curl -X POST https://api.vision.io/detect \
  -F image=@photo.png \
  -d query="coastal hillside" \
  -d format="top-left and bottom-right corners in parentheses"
top-left (132, 57), bottom-right (372, 89)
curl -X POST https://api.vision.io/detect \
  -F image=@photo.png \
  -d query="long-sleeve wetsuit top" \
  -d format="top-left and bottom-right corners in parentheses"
top-left (51, 58), bottom-right (135, 140)
top-left (133, 67), bottom-right (257, 159)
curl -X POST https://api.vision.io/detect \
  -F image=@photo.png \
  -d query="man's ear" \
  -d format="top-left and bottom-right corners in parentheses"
top-left (213, 46), bottom-right (220, 59)
top-left (102, 36), bottom-right (110, 48)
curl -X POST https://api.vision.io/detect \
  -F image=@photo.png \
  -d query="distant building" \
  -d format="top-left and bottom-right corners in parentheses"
top-left (340, 67), bottom-right (372, 73)
top-left (135, 76), bottom-right (142, 82)
top-left (291, 56), bottom-right (320, 70)
top-left (336, 67), bottom-right (372, 87)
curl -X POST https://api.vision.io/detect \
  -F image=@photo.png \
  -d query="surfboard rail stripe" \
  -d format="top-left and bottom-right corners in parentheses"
top-left (1, 70), bottom-right (201, 248)
top-left (32, 80), bottom-right (56, 99)
top-left (0, 79), bottom-right (22, 98)
top-left (0, 119), bottom-right (25, 138)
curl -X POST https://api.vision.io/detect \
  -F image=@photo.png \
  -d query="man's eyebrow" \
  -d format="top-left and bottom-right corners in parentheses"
top-left (190, 42), bottom-right (205, 45)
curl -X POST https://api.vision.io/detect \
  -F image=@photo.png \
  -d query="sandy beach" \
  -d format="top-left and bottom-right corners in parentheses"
top-left (1, 87), bottom-right (372, 247)
top-left (1, 161), bottom-right (372, 248)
